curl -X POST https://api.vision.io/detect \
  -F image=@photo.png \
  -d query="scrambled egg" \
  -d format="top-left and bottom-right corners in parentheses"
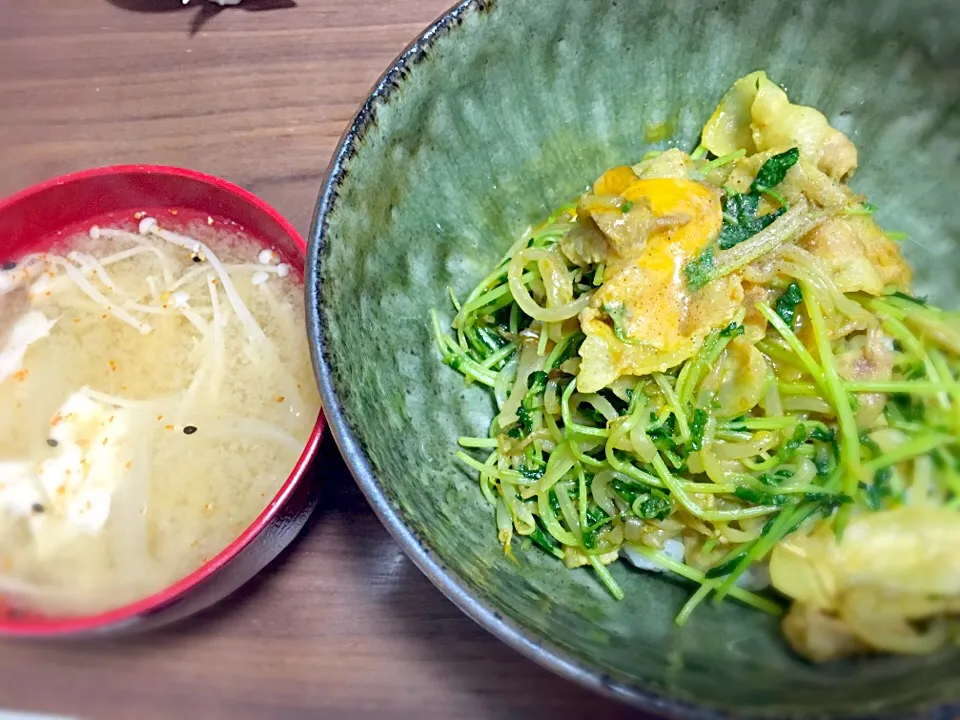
top-left (570, 172), bottom-right (741, 393)
top-left (0, 392), bottom-right (133, 559)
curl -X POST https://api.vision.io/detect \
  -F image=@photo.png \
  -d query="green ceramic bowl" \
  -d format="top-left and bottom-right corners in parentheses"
top-left (307, 1), bottom-right (960, 717)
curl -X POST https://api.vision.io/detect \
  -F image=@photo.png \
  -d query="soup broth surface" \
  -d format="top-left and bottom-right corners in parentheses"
top-left (0, 216), bottom-right (319, 616)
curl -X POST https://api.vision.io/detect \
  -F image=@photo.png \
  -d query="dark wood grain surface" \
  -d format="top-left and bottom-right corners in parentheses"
top-left (0, 2), bottom-right (645, 719)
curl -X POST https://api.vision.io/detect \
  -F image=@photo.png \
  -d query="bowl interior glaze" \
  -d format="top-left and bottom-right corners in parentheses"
top-left (309, 1), bottom-right (960, 717)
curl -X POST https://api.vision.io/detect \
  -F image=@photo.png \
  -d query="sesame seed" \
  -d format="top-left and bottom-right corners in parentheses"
top-left (2, 261), bottom-right (15, 271)
top-left (46, 438), bottom-right (58, 448)
top-left (183, 425), bottom-right (198, 435)
top-left (31, 503), bottom-right (44, 514)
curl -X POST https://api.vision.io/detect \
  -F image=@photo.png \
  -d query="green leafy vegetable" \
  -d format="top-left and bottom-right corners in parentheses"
top-left (809, 426), bottom-right (835, 443)
top-left (889, 290), bottom-right (927, 306)
top-left (774, 423), bottom-right (809, 462)
top-left (689, 409), bottom-right (709, 451)
top-left (705, 552), bottom-right (749, 579)
top-left (526, 370), bottom-right (548, 394)
top-left (685, 248), bottom-right (715, 291)
top-left (759, 469), bottom-right (793, 486)
top-left (603, 302), bottom-right (640, 345)
top-left (621, 200), bottom-right (634, 214)
top-left (516, 404), bottom-right (534, 434)
top-left (734, 487), bottom-right (790, 505)
top-left (611, 478), bottom-right (642, 505)
top-left (750, 147), bottom-right (800, 197)
top-left (774, 282), bottom-right (803, 328)
top-left (814, 448), bottom-right (832, 477)
top-left (530, 518), bottom-right (564, 558)
top-left (863, 467), bottom-right (894, 510)
top-left (718, 193), bottom-right (784, 250)
top-left (582, 505), bottom-right (612, 549)
top-left (890, 393), bottom-right (926, 423)
top-left (716, 147), bottom-right (799, 251)
top-left (517, 464), bottom-right (545, 482)
top-left (634, 490), bottom-right (672, 520)
top-left (719, 322), bottom-right (745, 338)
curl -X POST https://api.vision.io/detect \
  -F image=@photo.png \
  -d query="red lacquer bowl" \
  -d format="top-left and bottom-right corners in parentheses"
top-left (0, 165), bottom-right (325, 637)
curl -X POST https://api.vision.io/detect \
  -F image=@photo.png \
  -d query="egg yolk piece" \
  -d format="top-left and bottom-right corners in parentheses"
top-left (577, 178), bottom-right (742, 393)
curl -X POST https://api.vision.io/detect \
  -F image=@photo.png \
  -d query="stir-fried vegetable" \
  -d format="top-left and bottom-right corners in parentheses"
top-left (433, 70), bottom-right (960, 663)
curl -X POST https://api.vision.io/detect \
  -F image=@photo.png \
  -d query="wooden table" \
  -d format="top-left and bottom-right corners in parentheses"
top-left (0, 3), bottom-right (643, 718)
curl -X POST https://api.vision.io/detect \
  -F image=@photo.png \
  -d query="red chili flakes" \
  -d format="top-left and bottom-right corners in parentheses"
top-left (157, 415), bottom-right (164, 421)
top-left (73, 317), bottom-right (81, 324)
top-left (125, 460), bottom-right (133, 471)
top-left (108, 360), bottom-right (118, 372)
top-left (134, 211), bottom-right (145, 220)
top-left (109, 416), bottom-right (115, 423)
top-left (51, 414), bottom-right (63, 427)
top-left (12, 370), bottom-right (28, 382)
top-left (168, 209), bottom-right (179, 216)
top-left (56, 485), bottom-right (66, 496)
top-left (101, 437), bottom-right (109, 446)
top-left (44, 290), bottom-right (52, 297)
top-left (274, 396), bottom-right (285, 403)
top-left (164, 424), bottom-right (174, 431)
top-left (101, 313), bottom-right (108, 319)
